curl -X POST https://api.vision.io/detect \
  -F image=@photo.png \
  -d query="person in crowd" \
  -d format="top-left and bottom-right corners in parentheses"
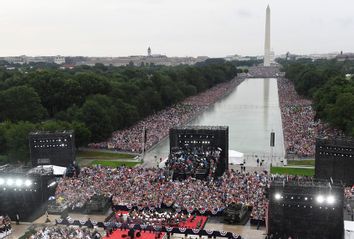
top-left (15, 213), bottom-right (19, 225)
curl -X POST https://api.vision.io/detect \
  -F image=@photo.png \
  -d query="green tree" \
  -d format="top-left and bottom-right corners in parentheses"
top-left (5, 121), bottom-right (36, 162)
top-left (325, 93), bottom-right (354, 132)
top-left (79, 98), bottom-right (113, 142)
top-left (0, 85), bottom-right (47, 122)
top-left (0, 121), bottom-right (12, 154)
top-left (71, 121), bottom-right (92, 147)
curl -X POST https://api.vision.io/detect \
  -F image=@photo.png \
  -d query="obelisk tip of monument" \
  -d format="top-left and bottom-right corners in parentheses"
top-left (264, 3), bottom-right (271, 66)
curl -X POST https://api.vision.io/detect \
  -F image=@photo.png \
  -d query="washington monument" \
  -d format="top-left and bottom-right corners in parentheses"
top-left (264, 5), bottom-right (271, 66)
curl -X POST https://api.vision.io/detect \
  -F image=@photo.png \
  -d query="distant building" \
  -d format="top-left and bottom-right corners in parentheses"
top-left (336, 52), bottom-right (354, 61)
top-left (54, 55), bottom-right (65, 64)
top-left (3, 55), bottom-right (66, 65)
top-left (277, 52), bottom-right (338, 61)
top-left (75, 55), bottom-right (207, 67)
top-left (4, 55), bottom-right (27, 64)
top-left (3, 54), bottom-right (207, 67)
top-left (196, 56), bottom-right (209, 61)
top-left (224, 55), bottom-right (252, 61)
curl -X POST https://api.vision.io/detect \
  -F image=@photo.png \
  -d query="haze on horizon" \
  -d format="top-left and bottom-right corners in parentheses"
top-left (0, 0), bottom-right (353, 58)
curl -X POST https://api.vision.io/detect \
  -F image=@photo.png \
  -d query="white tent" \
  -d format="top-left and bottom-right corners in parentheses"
top-left (345, 221), bottom-right (354, 239)
top-left (34, 165), bottom-right (67, 176)
top-left (229, 150), bottom-right (244, 165)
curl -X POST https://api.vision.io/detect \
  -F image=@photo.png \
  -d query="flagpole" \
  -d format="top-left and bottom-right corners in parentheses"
top-left (141, 127), bottom-right (145, 163)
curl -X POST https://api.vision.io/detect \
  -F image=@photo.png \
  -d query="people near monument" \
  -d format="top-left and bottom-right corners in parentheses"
top-left (277, 78), bottom-right (343, 157)
top-left (88, 78), bottom-right (244, 153)
top-left (28, 226), bottom-right (101, 239)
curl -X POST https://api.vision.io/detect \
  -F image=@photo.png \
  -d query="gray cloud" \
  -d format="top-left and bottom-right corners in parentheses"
top-left (0, 0), bottom-right (353, 57)
top-left (236, 9), bottom-right (253, 18)
top-left (335, 17), bottom-right (354, 28)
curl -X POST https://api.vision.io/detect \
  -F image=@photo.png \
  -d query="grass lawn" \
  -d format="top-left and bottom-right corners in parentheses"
top-left (91, 160), bottom-right (140, 168)
top-left (271, 167), bottom-right (315, 176)
top-left (77, 150), bottom-right (135, 159)
top-left (287, 159), bottom-right (315, 166)
top-left (0, 155), bottom-right (8, 164)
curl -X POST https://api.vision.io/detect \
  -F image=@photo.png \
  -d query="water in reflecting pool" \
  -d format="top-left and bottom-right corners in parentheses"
top-left (143, 78), bottom-right (285, 167)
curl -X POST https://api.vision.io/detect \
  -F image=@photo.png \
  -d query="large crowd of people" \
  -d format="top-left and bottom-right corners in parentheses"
top-left (28, 226), bottom-right (101, 239)
top-left (0, 215), bottom-right (11, 239)
top-left (89, 78), bottom-right (244, 153)
top-left (248, 66), bottom-right (282, 78)
top-left (166, 146), bottom-right (220, 179)
top-left (277, 78), bottom-right (342, 157)
top-left (55, 166), bottom-right (117, 210)
top-left (55, 166), bottom-right (269, 221)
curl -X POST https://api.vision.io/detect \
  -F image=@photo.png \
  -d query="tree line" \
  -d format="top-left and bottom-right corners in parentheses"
top-left (0, 59), bottom-right (238, 162)
top-left (278, 58), bottom-right (354, 136)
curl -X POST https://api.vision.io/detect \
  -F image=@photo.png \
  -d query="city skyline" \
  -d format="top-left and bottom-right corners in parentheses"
top-left (0, 0), bottom-right (353, 57)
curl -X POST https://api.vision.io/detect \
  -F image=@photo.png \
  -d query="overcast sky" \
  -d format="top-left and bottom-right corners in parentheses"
top-left (0, 0), bottom-right (353, 57)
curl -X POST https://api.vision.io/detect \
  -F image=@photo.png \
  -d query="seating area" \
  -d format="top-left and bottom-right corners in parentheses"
top-left (56, 166), bottom-right (269, 221)
top-left (113, 210), bottom-right (207, 230)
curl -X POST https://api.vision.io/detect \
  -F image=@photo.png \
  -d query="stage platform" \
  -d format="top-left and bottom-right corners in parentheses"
top-left (114, 211), bottom-right (208, 229)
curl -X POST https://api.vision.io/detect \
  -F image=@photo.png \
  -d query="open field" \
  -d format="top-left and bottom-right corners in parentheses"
top-left (271, 167), bottom-right (315, 176)
top-left (91, 160), bottom-right (140, 168)
top-left (287, 159), bottom-right (315, 166)
top-left (77, 150), bottom-right (135, 159)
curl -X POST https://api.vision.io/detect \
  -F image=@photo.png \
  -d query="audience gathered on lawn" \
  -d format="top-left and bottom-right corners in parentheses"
top-left (277, 78), bottom-right (342, 157)
top-left (55, 166), bottom-right (269, 221)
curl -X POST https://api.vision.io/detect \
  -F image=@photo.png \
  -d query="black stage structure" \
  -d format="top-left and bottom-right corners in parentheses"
top-left (0, 165), bottom-right (57, 221)
top-left (315, 137), bottom-right (354, 185)
top-left (268, 179), bottom-right (344, 239)
top-left (223, 203), bottom-right (250, 225)
top-left (169, 126), bottom-right (229, 179)
top-left (29, 130), bottom-right (76, 167)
